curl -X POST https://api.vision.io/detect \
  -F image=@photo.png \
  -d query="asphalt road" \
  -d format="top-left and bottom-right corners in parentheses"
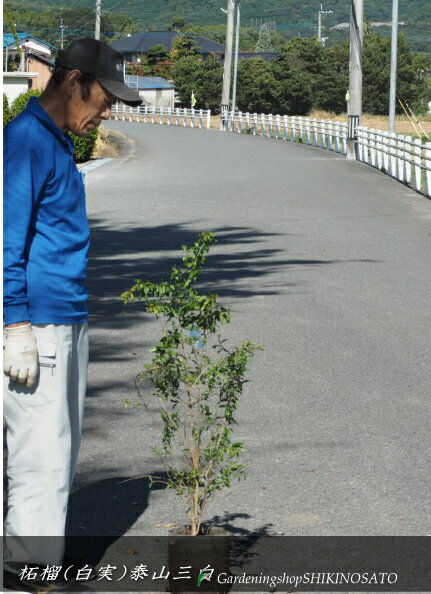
top-left (70, 120), bottom-right (431, 542)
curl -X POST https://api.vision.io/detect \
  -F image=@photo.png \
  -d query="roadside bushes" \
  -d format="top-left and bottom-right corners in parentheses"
top-left (6, 89), bottom-right (98, 163)
top-left (71, 131), bottom-right (98, 163)
top-left (3, 94), bottom-right (11, 126)
top-left (10, 89), bottom-right (42, 119)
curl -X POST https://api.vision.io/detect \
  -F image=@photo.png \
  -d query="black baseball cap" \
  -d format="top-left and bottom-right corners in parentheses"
top-left (55, 37), bottom-right (142, 106)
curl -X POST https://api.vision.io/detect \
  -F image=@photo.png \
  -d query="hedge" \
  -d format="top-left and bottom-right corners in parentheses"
top-left (70, 130), bottom-right (98, 163)
top-left (10, 89), bottom-right (42, 119)
top-left (7, 89), bottom-right (98, 163)
top-left (3, 94), bottom-right (11, 127)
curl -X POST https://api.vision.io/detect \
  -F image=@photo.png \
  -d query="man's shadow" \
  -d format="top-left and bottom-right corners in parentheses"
top-left (65, 473), bottom-right (166, 566)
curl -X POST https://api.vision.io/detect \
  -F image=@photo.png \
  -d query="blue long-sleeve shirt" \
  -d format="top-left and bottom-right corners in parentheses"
top-left (3, 97), bottom-right (90, 325)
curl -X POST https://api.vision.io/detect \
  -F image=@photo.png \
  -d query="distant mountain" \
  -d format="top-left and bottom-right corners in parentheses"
top-left (5, 0), bottom-right (431, 54)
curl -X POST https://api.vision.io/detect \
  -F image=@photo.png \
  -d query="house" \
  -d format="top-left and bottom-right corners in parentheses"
top-left (3, 33), bottom-right (55, 102)
top-left (124, 75), bottom-right (175, 108)
top-left (110, 31), bottom-right (224, 63)
top-left (3, 33), bottom-right (56, 62)
top-left (26, 50), bottom-right (54, 90)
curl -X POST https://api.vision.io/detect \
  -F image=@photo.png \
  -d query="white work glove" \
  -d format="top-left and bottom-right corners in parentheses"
top-left (3, 323), bottom-right (39, 388)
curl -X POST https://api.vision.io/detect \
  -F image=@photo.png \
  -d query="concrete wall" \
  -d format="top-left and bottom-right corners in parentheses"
top-left (3, 73), bottom-right (37, 104)
top-left (138, 88), bottom-right (175, 108)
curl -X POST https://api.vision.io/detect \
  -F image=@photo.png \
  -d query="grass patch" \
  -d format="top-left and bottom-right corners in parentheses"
top-left (214, 111), bottom-right (431, 137)
top-left (92, 130), bottom-right (124, 159)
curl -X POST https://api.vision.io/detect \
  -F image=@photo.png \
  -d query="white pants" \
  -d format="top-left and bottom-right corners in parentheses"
top-left (3, 323), bottom-right (89, 568)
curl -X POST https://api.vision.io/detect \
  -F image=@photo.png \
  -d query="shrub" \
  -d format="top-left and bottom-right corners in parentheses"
top-left (122, 233), bottom-right (262, 535)
top-left (69, 130), bottom-right (98, 163)
top-left (3, 94), bottom-right (11, 127)
top-left (10, 89), bottom-right (42, 119)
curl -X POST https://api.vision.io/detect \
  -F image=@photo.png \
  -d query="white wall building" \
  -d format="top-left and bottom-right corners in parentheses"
top-left (3, 33), bottom-right (56, 104)
top-left (124, 75), bottom-right (176, 108)
top-left (3, 72), bottom-right (38, 104)
top-left (3, 33), bottom-right (54, 60)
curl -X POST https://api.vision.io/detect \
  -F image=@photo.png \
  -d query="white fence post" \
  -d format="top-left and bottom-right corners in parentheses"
top-left (311, 119), bottom-right (318, 146)
top-left (413, 139), bottom-right (422, 192)
top-left (403, 136), bottom-right (412, 185)
top-left (396, 136), bottom-right (404, 182)
top-left (320, 121), bottom-right (327, 149)
top-left (425, 142), bottom-right (431, 197)
top-left (298, 117), bottom-right (304, 143)
top-left (342, 124), bottom-right (347, 155)
top-left (253, 113), bottom-right (258, 135)
top-left (382, 132), bottom-right (389, 172)
top-left (356, 127), bottom-right (361, 161)
top-left (259, 113), bottom-right (265, 137)
top-left (364, 128), bottom-right (371, 164)
top-left (291, 117), bottom-right (297, 142)
top-left (328, 121), bottom-right (334, 151)
top-left (375, 130), bottom-right (383, 170)
top-left (282, 115), bottom-right (288, 141)
top-left (275, 114), bottom-right (281, 139)
top-left (305, 118), bottom-right (311, 145)
top-left (268, 114), bottom-right (273, 138)
top-left (370, 128), bottom-right (377, 168)
top-left (388, 133), bottom-right (397, 177)
top-left (334, 122), bottom-right (340, 153)
top-left (358, 127), bottom-right (364, 162)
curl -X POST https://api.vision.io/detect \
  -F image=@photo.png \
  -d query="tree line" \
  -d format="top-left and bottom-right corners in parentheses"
top-left (165, 33), bottom-right (430, 116)
top-left (4, 0), bottom-right (430, 117)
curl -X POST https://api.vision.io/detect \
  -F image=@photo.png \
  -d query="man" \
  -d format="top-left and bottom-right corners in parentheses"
top-left (3, 38), bottom-right (142, 590)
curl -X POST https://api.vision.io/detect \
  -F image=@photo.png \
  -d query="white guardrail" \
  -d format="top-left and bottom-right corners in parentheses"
top-left (110, 104), bottom-right (431, 198)
top-left (111, 104), bottom-right (211, 129)
top-left (356, 127), bottom-right (431, 198)
top-left (220, 110), bottom-right (348, 155)
top-left (221, 111), bottom-right (431, 197)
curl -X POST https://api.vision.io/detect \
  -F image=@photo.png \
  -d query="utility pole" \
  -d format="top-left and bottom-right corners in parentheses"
top-left (318, 4), bottom-right (333, 45)
top-left (59, 18), bottom-right (68, 50)
top-left (95, 0), bottom-right (101, 40)
top-left (231, 1), bottom-right (241, 112)
top-left (347, 0), bottom-right (363, 160)
top-left (221, 0), bottom-right (235, 116)
top-left (388, 0), bottom-right (399, 134)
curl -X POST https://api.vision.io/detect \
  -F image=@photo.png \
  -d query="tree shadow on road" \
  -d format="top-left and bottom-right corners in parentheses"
top-left (87, 218), bottom-right (344, 332)
top-left (85, 217), bottom-right (378, 395)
